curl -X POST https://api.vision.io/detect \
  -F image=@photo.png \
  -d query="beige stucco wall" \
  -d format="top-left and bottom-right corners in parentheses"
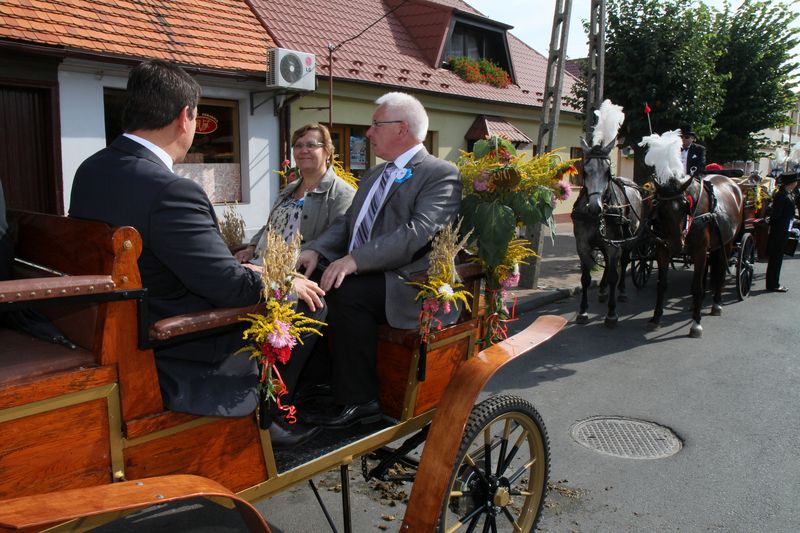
top-left (289, 81), bottom-right (585, 169)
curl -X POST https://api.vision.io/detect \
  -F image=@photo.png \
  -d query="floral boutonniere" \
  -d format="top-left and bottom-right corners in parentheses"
top-left (394, 167), bottom-right (413, 184)
top-left (276, 159), bottom-right (299, 184)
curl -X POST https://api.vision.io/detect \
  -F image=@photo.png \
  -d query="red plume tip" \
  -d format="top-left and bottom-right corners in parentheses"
top-left (644, 103), bottom-right (652, 114)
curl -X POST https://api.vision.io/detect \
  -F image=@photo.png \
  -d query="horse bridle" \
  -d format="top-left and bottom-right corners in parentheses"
top-left (581, 153), bottom-right (645, 247)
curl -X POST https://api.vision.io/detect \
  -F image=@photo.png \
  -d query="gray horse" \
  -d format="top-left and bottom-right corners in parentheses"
top-left (572, 138), bottom-right (644, 327)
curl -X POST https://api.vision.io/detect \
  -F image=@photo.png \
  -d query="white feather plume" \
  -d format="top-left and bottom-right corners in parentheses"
top-left (789, 143), bottom-right (800, 165)
top-left (638, 130), bottom-right (684, 182)
top-left (591, 99), bottom-right (625, 147)
top-left (772, 147), bottom-right (786, 170)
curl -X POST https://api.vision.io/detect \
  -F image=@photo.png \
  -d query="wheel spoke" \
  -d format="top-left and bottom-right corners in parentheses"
top-left (499, 429), bottom-right (529, 475)
top-left (501, 507), bottom-right (523, 532)
top-left (464, 513), bottom-right (481, 533)
top-left (495, 419), bottom-right (512, 477)
top-left (464, 454), bottom-right (492, 486)
top-left (481, 515), bottom-right (492, 533)
top-left (483, 426), bottom-right (492, 475)
top-left (507, 457), bottom-right (536, 485)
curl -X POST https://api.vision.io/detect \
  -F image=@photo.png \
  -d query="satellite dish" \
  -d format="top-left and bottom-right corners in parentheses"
top-left (280, 54), bottom-right (303, 84)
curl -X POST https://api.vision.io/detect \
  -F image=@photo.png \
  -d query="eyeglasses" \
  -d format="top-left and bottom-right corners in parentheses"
top-left (293, 142), bottom-right (325, 150)
top-left (371, 120), bottom-right (403, 127)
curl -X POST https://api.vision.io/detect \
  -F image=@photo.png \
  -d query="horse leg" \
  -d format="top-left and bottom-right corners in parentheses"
top-left (617, 247), bottom-right (629, 303)
top-left (689, 250), bottom-right (707, 338)
top-left (648, 244), bottom-right (669, 330)
top-left (709, 247), bottom-right (727, 316)
top-left (604, 247), bottom-right (620, 328)
top-left (576, 256), bottom-right (593, 324)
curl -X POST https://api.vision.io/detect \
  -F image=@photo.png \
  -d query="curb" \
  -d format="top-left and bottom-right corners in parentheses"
top-left (510, 280), bottom-right (599, 314)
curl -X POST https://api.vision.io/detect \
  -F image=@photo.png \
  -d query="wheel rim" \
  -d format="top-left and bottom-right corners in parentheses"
top-left (441, 412), bottom-right (546, 532)
top-left (737, 235), bottom-right (755, 299)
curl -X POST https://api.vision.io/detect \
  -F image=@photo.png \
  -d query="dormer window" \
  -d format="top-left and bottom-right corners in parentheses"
top-left (444, 15), bottom-right (513, 80)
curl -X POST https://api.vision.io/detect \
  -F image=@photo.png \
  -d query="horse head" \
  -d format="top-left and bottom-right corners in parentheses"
top-left (652, 175), bottom-right (694, 252)
top-left (581, 137), bottom-right (616, 215)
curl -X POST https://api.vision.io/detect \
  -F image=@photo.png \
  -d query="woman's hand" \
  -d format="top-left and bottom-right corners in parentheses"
top-left (293, 277), bottom-right (325, 312)
top-left (234, 245), bottom-right (256, 263)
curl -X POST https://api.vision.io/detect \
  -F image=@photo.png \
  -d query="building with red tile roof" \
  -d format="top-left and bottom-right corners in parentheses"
top-left (0, 0), bottom-right (584, 233)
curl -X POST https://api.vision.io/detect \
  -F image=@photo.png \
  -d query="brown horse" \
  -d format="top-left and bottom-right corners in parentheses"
top-left (649, 174), bottom-right (744, 337)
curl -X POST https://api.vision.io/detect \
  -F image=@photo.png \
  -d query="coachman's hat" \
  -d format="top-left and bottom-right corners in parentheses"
top-left (679, 124), bottom-right (697, 139)
top-left (780, 172), bottom-right (798, 185)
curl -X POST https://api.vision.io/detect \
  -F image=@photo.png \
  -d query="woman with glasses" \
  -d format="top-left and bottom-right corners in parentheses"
top-left (235, 123), bottom-right (356, 264)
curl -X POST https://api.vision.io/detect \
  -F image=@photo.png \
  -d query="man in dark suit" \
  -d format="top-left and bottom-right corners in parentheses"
top-left (680, 124), bottom-right (706, 177)
top-left (297, 92), bottom-right (462, 427)
top-left (766, 172), bottom-right (798, 292)
top-left (69, 60), bottom-right (324, 447)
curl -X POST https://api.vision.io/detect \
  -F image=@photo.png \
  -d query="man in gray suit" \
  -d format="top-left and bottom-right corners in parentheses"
top-left (298, 92), bottom-right (461, 427)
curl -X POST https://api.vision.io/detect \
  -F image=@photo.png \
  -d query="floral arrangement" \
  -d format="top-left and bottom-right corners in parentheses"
top-left (410, 220), bottom-right (473, 345)
top-left (276, 155), bottom-right (359, 190)
top-left (219, 203), bottom-right (246, 249)
top-left (457, 135), bottom-right (577, 344)
top-left (447, 56), bottom-right (512, 88)
top-left (239, 230), bottom-right (325, 424)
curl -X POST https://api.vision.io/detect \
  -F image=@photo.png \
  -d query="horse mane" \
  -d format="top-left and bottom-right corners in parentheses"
top-left (639, 130), bottom-right (684, 182)
top-left (591, 99), bottom-right (625, 147)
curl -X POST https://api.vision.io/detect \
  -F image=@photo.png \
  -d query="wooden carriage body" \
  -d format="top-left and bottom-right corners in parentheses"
top-left (0, 210), bottom-right (565, 532)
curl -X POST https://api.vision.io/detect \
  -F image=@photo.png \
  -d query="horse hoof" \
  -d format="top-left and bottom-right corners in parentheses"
top-left (576, 313), bottom-right (589, 324)
top-left (647, 320), bottom-right (660, 330)
top-left (604, 316), bottom-right (618, 328)
top-left (710, 304), bottom-right (722, 316)
top-left (689, 322), bottom-right (703, 338)
top-left (618, 293), bottom-right (628, 303)
top-left (598, 293), bottom-right (608, 303)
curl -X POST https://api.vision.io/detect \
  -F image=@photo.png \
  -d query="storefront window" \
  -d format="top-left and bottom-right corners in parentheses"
top-left (103, 91), bottom-right (241, 203)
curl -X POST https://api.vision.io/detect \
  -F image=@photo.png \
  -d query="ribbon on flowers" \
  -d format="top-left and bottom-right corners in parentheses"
top-left (482, 289), bottom-right (517, 343)
top-left (272, 365), bottom-right (297, 425)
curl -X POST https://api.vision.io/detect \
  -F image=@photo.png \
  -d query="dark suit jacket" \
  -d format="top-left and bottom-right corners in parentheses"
top-left (70, 135), bottom-right (263, 416)
top-left (685, 143), bottom-right (706, 176)
top-left (767, 189), bottom-right (796, 254)
top-left (307, 147), bottom-right (462, 328)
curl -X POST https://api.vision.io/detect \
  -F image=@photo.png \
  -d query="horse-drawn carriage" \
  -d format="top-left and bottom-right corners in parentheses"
top-left (0, 209), bottom-right (565, 532)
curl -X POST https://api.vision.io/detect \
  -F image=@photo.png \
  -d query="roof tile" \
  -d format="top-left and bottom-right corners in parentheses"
top-left (0, 0), bottom-right (274, 74)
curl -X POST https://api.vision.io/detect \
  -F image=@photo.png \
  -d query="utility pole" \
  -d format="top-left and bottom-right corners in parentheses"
top-left (519, 0), bottom-right (572, 289)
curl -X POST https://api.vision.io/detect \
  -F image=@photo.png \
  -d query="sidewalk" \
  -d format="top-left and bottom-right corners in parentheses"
top-left (508, 216), bottom-right (585, 313)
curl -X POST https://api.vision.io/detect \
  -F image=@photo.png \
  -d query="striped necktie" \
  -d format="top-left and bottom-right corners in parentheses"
top-left (352, 163), bottom-right (395, 250)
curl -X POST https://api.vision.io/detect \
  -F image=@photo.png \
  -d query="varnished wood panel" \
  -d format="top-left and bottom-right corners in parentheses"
top-left (124, 411), bottom-right (199, 441)
top-left (413, 335), bottom-right (471, 416)
top-left (0, 399), bottom-right (112, 499)
top-left (376, 341), bottom-right (414, 419)
top-left (0, 366), bottom-right (116, 410)
top-left (124, 416), bottom-right (267, 492)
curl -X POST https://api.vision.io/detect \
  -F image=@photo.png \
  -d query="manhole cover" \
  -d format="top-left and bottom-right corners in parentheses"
top-left (570, 416), bottom-right (682, 459)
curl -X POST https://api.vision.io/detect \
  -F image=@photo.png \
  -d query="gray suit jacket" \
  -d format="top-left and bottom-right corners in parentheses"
top-left (307, 147), bottom-right (462, 328)
top-left (249, 165), bottom-right (356, 250)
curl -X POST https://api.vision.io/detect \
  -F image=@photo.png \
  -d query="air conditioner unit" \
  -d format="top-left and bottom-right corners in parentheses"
top-left (267, 48), bottom-right (316, 91)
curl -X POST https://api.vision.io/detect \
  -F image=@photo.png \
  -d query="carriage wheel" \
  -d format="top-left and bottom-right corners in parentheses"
top-left (631, 241), bottom-right (655, 289)
top-left (736, 232), bottom-right (756, 301)
top-left (438, 395), bottom-right (549, 533)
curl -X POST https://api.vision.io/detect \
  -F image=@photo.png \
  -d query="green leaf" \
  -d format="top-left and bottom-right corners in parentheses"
top-left (509, 191), bottom-right (541, 227)
top-left (458, 194), bottom-right (482, 243)
top-left (473, 201), bottom-right (516, 269)
top-left (473, 138), bottom-right (492, 159)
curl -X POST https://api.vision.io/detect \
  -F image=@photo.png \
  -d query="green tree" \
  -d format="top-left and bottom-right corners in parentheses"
top-left (603, 0), bottom-right (728, 180)
top-left (707, 0), bottom-right (800, 163)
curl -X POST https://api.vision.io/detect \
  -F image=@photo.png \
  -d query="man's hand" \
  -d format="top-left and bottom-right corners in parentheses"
top-left (293, 277), bottom-right (325, 312)
top-left (320, 255), bottom-right (358, 291)
top-left (296, 249), bottom-right (320, 277)
top-left (234, 245), bottom-right (255, 263)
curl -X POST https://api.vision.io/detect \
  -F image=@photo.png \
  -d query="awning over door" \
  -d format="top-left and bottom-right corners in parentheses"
top-left (464, 115), bottom-right (533, 148)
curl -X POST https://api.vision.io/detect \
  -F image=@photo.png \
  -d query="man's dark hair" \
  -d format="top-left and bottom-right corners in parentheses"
top-left (122, 60), bottom-right (201, 132)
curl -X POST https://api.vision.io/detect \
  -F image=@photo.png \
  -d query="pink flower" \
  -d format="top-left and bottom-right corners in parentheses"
top-left (556, 180), bottom-right (572, 201)
top-left (443, 301), bottom-right (451, 314)
top-left (268, 320), bottom-right (297, 350)
top-left (282, 159), bottom-right (291, 168)
top-left (422, 298), bottom-right (440, 313)
top-left (473, 176), bottom-right (489, 192)
top-left (501, 272), bottom-right (520, 289)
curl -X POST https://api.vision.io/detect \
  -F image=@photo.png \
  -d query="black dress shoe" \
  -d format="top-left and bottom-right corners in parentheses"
top-left (768, 286), bottom-right (789, 292)
top-left (304, 400), bottom-right (382, 428)
top-left (268, 420), bottom-right (320, 449)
